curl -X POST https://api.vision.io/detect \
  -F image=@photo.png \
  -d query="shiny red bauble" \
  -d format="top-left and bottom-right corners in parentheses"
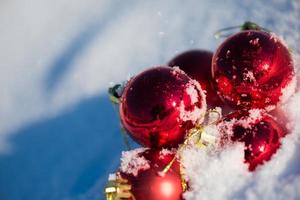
top-left (218, 110), bottom-right (285, 171)
top-left (212, 30), bottom-right (295, 110)
top-left (120, 149), bottom-right (184, 200)
top-left (120, 66), bottom-right (206, 148)
top-left (168, 50), bottom-right (224, 109)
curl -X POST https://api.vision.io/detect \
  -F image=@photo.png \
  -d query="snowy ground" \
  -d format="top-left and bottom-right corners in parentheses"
top-left (0, 0), bottom-right (299, 200)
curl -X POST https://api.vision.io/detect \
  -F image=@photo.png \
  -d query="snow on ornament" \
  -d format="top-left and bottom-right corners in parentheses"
top-left (119, 148), bottom-right (185, 200)
top-left (120, 148), bottom-right (150, 177)
top-left (218, 109), bottom-right (286, 171)
top-left (120, 66), bottom-right (207, 148)
top-left (212, 22), bottom-right (295, 110)
top-left (168, 50), bottom-right (224, 109)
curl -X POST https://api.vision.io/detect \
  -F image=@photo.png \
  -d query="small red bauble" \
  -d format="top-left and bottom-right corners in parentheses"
top-left (120, 149), bottom-right (184, 200)
top-left (168, 50), bottom-right (224, 109)
top-left (218, 110), bottom-right (285, 171)
top-left (212, 30), bottom-right (295, 110)
top-left (120, 66), bottom-right (206, 148)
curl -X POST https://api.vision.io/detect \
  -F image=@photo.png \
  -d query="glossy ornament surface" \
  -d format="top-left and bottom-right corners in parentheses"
top-left (212, 30), bottom-right (295, 110)
top-left (120, 66), bottom-right (206, 148)
top-left (120, 149), bottom-right (184, 200)
top-left (218, 110), bottom-right (285, 171)
top-left (168, 50), bottom-right (224, 109)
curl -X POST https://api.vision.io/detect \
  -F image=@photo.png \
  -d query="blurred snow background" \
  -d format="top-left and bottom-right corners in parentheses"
top-left (0, 0), bottom-right (299, 199)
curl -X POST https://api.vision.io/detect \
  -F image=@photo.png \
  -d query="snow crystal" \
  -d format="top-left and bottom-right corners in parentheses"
top-left (249, 38), bottom-right (260, 46)
top-left (226, 50), bottom-right (231, 58)
top-left (243, 70), bottom-right (256, 82)
top-left (120, 148), bottom-right (150, 176)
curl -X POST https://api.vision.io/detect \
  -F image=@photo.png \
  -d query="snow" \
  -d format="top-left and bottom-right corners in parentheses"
top-left (182, 93), bottom-right (300, 200)
top-left (217, 109), bottom-right (265, 137)
top-left (182, 143), bottom-right (250, 200)
top-left (120, 148), bottom-right (150, 177)
top-left (0, 0), bottom-right (300, 200)
top-left (249, 38), bottom-right (260, 46)
top-left (179, 79), bottom-right (207, 124)
top-left (159, 148), bottom-right (176, 158)
top-left (243, 70), bottom-right (256, 82)
top-left (185, 82), bottom-right (200, 104)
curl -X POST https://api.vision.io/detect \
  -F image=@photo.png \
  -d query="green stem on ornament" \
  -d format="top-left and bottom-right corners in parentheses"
top-left (214, 21), bottom-right (270, 39)
top-left (108, 84), bottom-right (122, 104)
top-left (108, 83), bottom-right (132, 150)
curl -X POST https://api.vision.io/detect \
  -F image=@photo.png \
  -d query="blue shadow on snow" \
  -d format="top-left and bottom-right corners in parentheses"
top-left (0, 94), bottom-right (133, 200)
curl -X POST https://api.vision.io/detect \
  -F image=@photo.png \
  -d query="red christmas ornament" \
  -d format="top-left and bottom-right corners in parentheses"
top-left (218, 110), bottom-right (285, 171)
top-left (168, 50), bottom-right (224, 109)
top-left (120, 149), bottom-right (184, 200)
top-left (120, 66), bottom-right (206, 148)
top-left (212, 30), bottom-right (295, 110)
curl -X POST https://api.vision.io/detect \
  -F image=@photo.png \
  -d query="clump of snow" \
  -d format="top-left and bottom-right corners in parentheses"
top-left (249, 38), bottom-right (260, 46)
top-left (237, 109), bottom-right (263, 129)
top-left (179, 79), bottom-right (207, 124)
top-left (159, 148), bottom-right (176, 159)
top-left (243, 70), bottom-right (256, 82)
top-left (217, 109), bottom-right (263, 138)
top-left (186, 84), bottom-right (199, 104)
top-left (179, 101), bottom-right (204, 123)
top-left (265, 105), bottom-right (276, 112)
top-left (120, 148), bottom-right (150, 177)
top-left (181, 144), bottom-right (250, 200)
top-left (248, 109), bottom-right (263, 121)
